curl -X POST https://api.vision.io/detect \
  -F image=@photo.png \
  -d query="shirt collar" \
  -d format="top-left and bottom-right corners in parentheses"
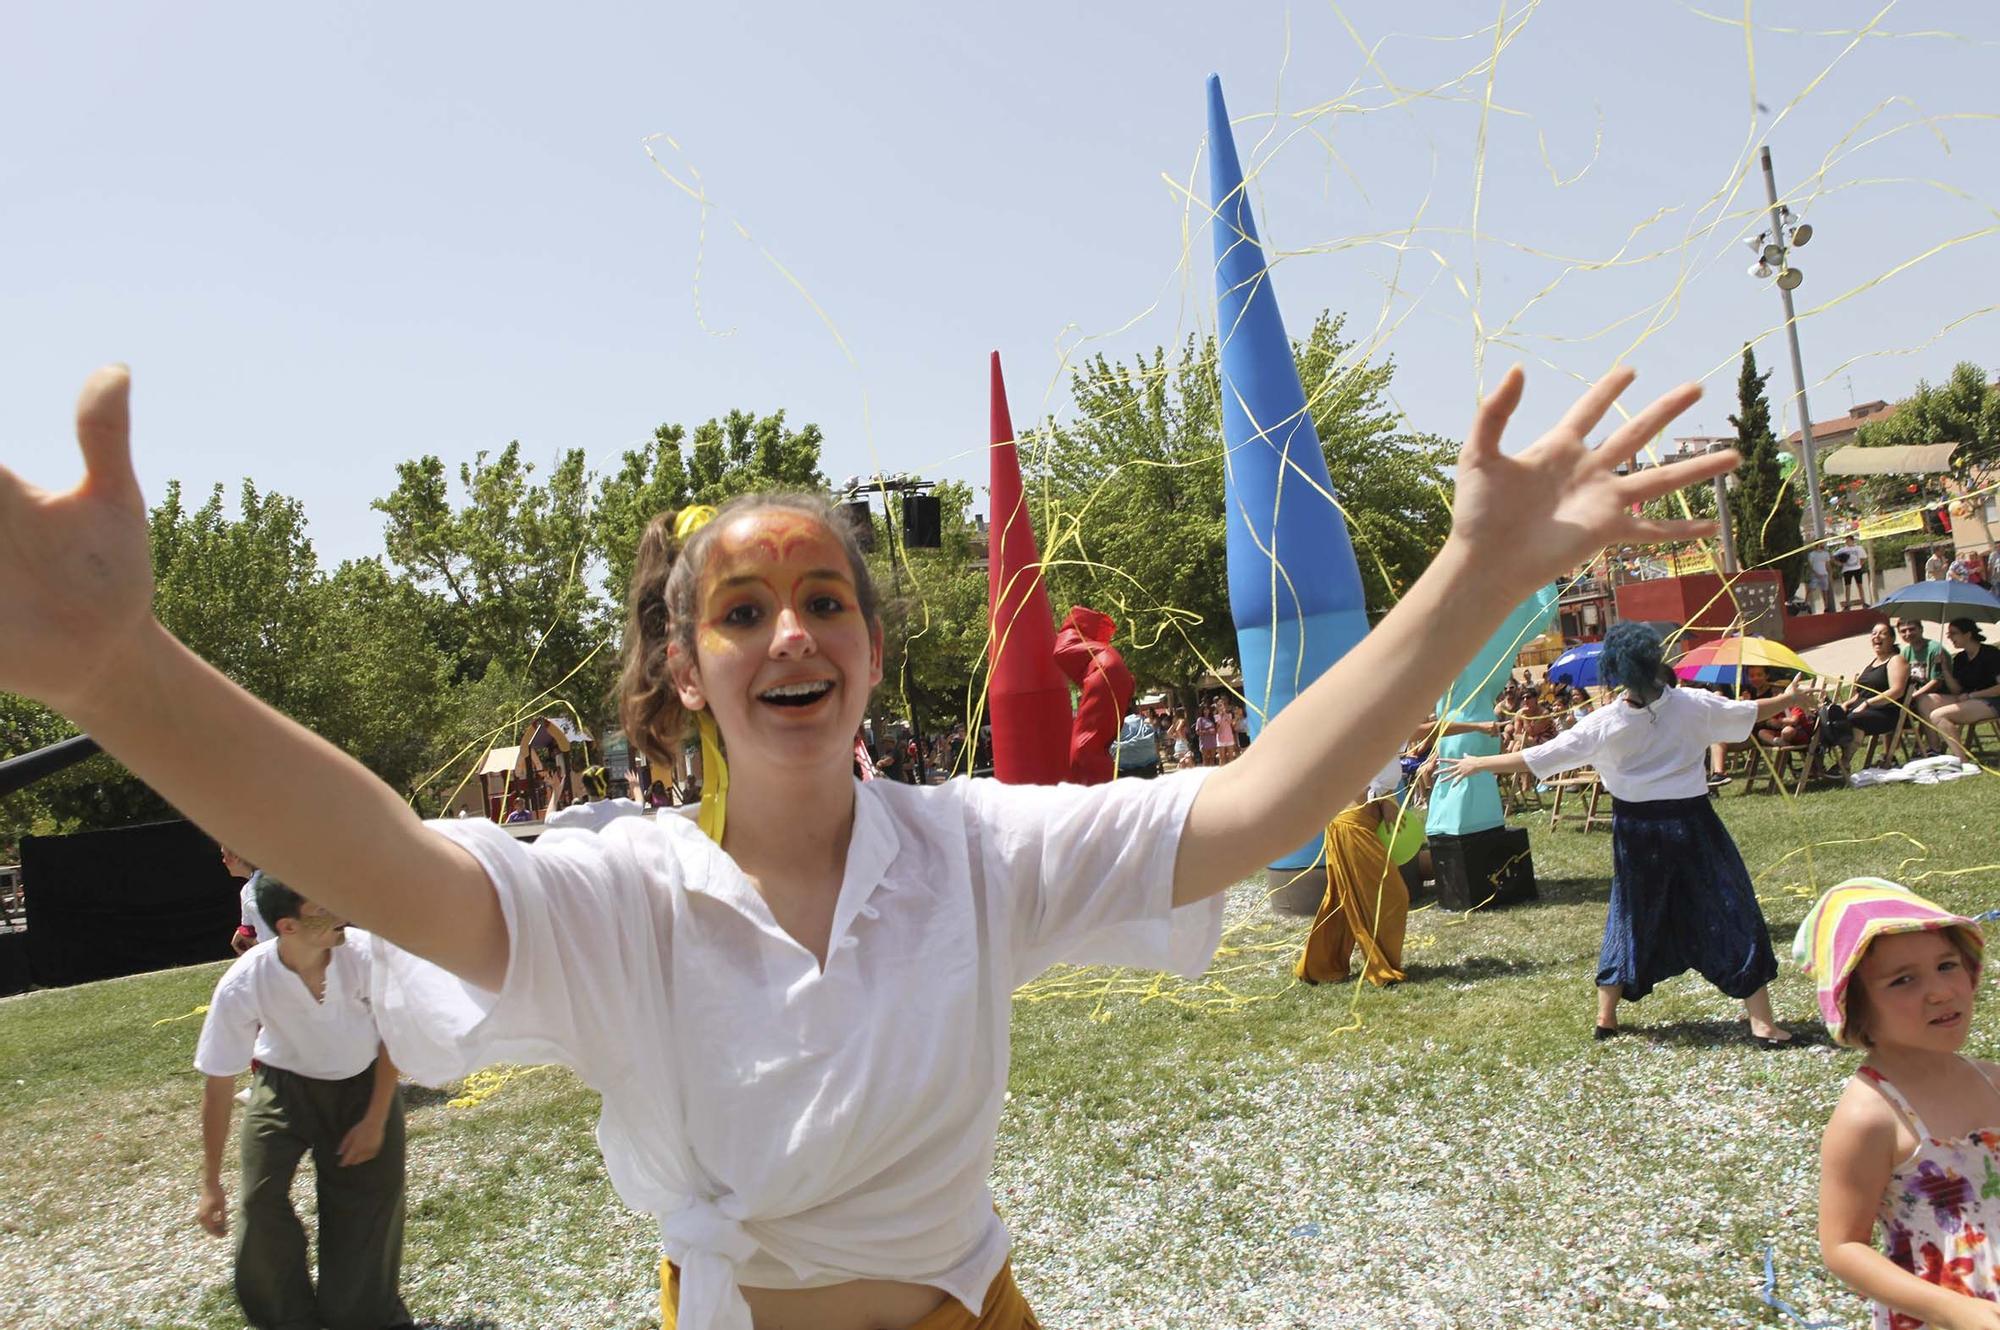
top-left (677, 779), bottom-right (904, 959)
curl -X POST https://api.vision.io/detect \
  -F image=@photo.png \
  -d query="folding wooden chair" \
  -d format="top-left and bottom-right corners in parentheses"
top-left (1858, 712), bottom-right (1917, 771)
top-left (1546, 770), bottom-right (1605, 831)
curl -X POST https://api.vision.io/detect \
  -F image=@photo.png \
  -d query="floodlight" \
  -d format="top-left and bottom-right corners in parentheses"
top-left (1750, 261), bottom-right (1773, 279)
top-left (1776, 266), bottom-right (1803, 291)
top-left (1761, 243), bottom-right (1785, 266)
top-left (1746, 232), bottom-right (1768, 253)
top-left (1789, 222), bottom-right (1813, 246)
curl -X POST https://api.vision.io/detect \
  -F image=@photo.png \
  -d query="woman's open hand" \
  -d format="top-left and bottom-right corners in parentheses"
top-left (0, 368), bottom-right (155, 714)
top-left (1446, 367), bottom-right (1736, 590)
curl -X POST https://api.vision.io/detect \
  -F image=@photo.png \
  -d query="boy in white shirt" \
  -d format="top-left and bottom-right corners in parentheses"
top-left (221, 845), bottom-right (272, 954)
top-left (193, 875), bottom-right (412, 1330)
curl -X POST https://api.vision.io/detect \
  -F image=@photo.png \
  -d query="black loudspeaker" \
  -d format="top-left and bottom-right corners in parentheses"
top-left (840, 500), bottom-right (876, 552)
top-left (1428, 825), bottom-right (1537, 911)
top-left (901, 494), bottom-right (942, 548)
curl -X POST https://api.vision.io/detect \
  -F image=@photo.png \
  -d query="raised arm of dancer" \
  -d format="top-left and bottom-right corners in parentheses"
top-left (0, 370), bottom-right (504, 988)
top-left (1173, 367), bottom-right (1734, 906)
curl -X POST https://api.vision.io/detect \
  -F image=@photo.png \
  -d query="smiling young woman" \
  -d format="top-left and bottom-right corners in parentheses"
top-left (2, 363), bottom-right (1734, 1329)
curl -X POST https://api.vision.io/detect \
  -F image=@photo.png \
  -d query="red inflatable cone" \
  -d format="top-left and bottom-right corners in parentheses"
top-left (987, 352), bottom-right (1073, 784)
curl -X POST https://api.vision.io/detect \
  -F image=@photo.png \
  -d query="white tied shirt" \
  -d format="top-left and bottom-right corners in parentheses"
top-left (1522, 686), bottom-right (1759, 802)
top-left (195, 933), bottom-right (382, 1080)
top-left (370, 770), bottom-right (1220, 1330)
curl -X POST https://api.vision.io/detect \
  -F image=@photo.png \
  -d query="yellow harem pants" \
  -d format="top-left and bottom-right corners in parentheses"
top-left (1293, 804), bottom-right (1409, 986)
top-left (661, 1260), bottom-right (1040, 1329)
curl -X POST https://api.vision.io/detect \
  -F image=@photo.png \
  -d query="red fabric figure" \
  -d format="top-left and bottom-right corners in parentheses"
top-left (987, 352), bottom-right (1073, 784)
top-left (1053, 606), bottom-right (1134, 785)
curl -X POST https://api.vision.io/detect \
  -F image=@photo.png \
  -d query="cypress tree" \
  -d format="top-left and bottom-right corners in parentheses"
top-left (1727, 345), bottom-right (1807, 594)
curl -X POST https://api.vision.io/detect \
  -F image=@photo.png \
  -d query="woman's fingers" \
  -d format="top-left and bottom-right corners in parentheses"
top-left (1622, 517), bottom-right (1722, 543)
top-left (75, 365), bottom-right (139, 504)
top-left (1592, 382), bottom-right (1705, 471)
top-left (1618, 448), bottom-right (1740, 505)
top-left (1555, 365), bottom-right (1637, 442)
top-left (1463, 365), bottom-right (1526, 463)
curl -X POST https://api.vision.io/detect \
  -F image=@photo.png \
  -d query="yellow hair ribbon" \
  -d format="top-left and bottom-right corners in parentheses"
top-left (696, 709), bottom-right (729, 845)
top-left (675, 505), bottom-right (719, 541)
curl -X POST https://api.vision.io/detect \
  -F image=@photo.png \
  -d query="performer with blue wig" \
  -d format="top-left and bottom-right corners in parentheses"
top-left (1441, 623), bottom-right (1808, 1044)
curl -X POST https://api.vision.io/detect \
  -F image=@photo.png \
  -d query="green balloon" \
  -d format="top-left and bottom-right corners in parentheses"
top-left (1775, 449), bottom-right (1798, 478)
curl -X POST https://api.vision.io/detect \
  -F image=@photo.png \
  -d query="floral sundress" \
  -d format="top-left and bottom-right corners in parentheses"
top-left (1860, 1063), bottom-right (2000, 1330)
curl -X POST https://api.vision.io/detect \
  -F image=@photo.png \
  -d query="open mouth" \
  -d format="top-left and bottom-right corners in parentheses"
top-left (759, 680), bottom-right (835, 708)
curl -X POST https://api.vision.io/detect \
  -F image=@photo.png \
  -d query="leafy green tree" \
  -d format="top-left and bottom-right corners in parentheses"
top-left (1849, 361), bottom-right (2000, 517)
top-left (593, 411), bottom-right (828, 606)
top-left (1727, 346), bottom-right (1807, 592)
top-left (865, 481), bottom-right (989, 738)
top-left (1030, 312), bottom-right (1457, 704)
top-left (374, 443), bottom-right (608, 720)
top-left (296, 558), bottom-right (456, 798)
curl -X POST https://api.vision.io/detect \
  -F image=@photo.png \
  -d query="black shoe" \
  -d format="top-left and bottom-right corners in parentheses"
top-left (1751, 1033), bottom-right (1796, 1050)
top-left (1593, 1024), bottom-right (1621, 1041)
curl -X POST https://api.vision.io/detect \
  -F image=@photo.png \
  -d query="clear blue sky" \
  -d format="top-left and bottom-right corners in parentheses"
top-left (4, 2), bottom-right (1995, 565)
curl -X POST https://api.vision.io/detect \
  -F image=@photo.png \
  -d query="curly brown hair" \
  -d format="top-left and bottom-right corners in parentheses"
top-left (617, 492), bottom-right (882, 768)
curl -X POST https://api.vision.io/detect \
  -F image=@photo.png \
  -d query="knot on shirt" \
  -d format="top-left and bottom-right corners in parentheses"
top-left (659, 1198), bottom-right (759, 1330)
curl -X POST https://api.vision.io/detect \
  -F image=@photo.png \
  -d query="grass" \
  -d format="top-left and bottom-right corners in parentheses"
top-left (2, 776), bottom-right (1995, 1328)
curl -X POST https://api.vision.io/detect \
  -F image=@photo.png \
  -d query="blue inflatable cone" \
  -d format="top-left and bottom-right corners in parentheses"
top-left (1207, 74), bottom-right (1371, 873)
top-left (1425, 584), bottom-right (1559, 836)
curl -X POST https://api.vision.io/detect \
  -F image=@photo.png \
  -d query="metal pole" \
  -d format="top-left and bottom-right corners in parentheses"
top-left (872, 477), bottom-right (929, 785)
top-left (1712, 466), bottom-right (1739, 574)
top-left (1759, 145), bottom-right (1827, 541)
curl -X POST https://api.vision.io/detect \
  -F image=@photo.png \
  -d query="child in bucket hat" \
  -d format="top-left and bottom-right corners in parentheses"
top-left (1804, 878), bottom-right (2000, 1329)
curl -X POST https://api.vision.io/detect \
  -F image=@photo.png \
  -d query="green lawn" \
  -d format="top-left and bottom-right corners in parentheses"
top-left (3, 776), bottom-right (1995, 1328)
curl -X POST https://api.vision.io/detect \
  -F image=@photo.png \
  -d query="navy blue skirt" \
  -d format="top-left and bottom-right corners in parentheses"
top-left (1600, 796), bottom-right (1779, 1002)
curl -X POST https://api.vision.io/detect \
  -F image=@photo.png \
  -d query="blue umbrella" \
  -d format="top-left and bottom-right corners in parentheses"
top-left (1873, 579), bottom-right (2000, 623)
top-left (1547, 642), bottom-right (1605, 688)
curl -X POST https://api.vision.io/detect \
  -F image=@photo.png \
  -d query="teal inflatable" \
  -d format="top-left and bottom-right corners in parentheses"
top-left (1425, 585), bottom-right (1560, 836)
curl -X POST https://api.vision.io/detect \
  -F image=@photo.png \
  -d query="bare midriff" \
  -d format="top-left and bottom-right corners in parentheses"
top-left (738, 1278), bottom-right (950, 1330)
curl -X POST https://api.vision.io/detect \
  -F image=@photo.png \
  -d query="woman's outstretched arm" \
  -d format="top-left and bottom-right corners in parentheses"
top-left (1172, 366), bottom-right (1733, 906)
top-left (0, 369), bottom-right (505, 988)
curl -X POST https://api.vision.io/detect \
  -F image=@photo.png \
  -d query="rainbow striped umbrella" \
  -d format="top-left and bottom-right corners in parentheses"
top-left (1673, 635), bottom-right (1815, 686)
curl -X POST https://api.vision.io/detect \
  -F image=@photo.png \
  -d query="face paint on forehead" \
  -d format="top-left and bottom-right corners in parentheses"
top-left (701, 513), bottom-right (854, 599)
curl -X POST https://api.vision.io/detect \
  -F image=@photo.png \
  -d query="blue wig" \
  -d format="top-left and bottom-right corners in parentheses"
top-left (1599, 622), bottom-right (1675, 705)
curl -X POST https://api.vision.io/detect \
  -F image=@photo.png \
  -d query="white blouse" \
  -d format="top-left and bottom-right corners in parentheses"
top-left (370, 770), bottom-right (1219, 1330)
top-left (1522, 685), bottom-right (1759, 802)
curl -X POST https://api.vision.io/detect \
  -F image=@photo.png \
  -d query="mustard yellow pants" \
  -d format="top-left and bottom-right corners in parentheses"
top-left (661, 1260), bottom-right (1040, 1329)
top-left (1294, 804), bottom-right (1409, 986)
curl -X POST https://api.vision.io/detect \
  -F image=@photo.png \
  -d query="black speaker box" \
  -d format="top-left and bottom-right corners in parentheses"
top-left (901, 493), bottom-right (942, 548)
top-left (1428, 825), bottom-right (1537, 911)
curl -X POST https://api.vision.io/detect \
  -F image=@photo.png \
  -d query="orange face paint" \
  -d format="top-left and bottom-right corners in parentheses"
top-left (694, 511), bottom-right (862, 659)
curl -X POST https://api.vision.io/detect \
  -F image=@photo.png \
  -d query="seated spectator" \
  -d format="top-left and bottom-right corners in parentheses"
top-left (1710, 666), bottom-right (1780, 777)
top-left (502, 794), bottom-right (534, 824)
top-left (1513, 694), bottom-right (1556, 748)
top-left (1828, 622), bottom-right (1910, 768)
top-left (1925, 619), bottom-right (2000, 761)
